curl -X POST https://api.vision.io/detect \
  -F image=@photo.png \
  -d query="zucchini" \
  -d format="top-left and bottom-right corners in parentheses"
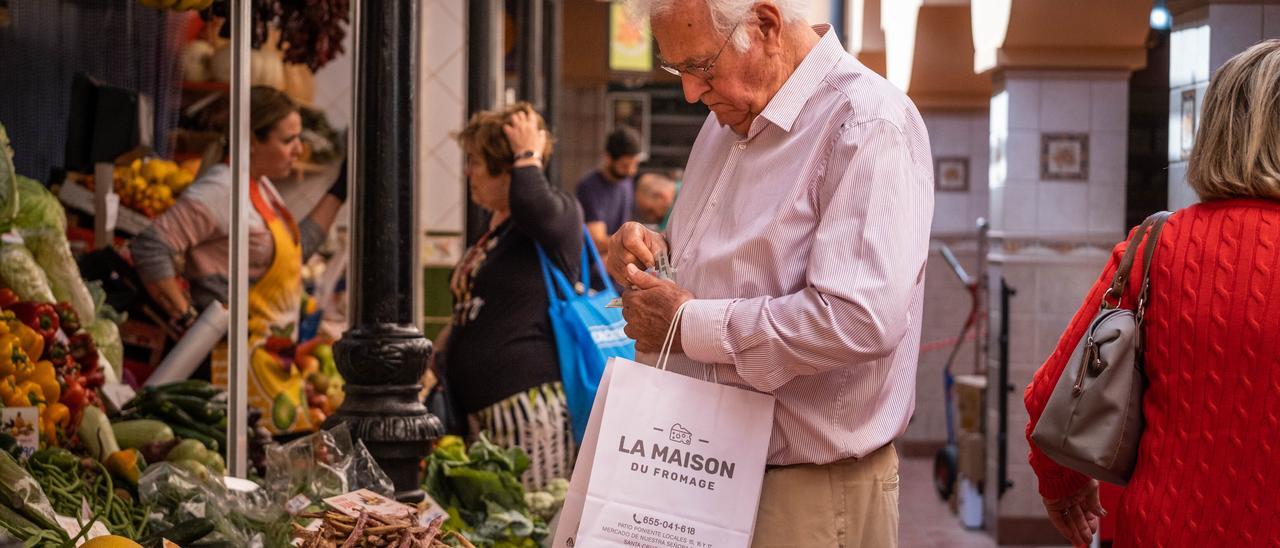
top-left (112, 419), bottom-right (175, 450)
top-left (77, 406), bottom-right (121, 461)
top-left (169, 425), bottom-right (221, 453)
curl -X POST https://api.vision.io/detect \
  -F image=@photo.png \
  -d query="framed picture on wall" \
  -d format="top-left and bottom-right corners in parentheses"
top-left (934, 157), bottom-right (969, 192)
top-left (605, 92), bottom-right (650, 158)
top-left (1180, 89), bottom-right (1196, 159)
top-left (1040, 133), bottom-right (1089, 181)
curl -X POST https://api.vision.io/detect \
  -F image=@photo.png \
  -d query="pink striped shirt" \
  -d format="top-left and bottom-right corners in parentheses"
top-left (640, 26), bottom-right (935, 466)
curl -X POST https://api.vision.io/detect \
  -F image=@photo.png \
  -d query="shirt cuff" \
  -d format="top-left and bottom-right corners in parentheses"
top-left (680, 298), bottom-right (736, 364)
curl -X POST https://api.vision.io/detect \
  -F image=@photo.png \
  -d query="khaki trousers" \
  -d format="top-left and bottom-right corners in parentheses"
top-left (750, 444), bottom-right (900, 548)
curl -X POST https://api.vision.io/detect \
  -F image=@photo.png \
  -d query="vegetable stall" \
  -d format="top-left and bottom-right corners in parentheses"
top-left (0, 1), bottom-right (568, 545)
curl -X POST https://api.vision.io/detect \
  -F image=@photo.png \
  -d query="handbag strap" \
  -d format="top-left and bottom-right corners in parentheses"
top-left (1135, 211), bottom-right (1172, 326)
top-left (1102, 212), bottom-right (1166, 310)
top-left (536, 226), bottom-right (605, 301)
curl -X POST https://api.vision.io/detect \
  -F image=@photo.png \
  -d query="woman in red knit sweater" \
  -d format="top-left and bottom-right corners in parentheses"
top-left (1025, 39), bottom-right (1280, 547)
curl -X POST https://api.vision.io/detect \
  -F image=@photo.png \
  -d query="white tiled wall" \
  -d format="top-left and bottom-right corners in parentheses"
top-left (1169, 2), bottom-right (1278, 209)
top-left (990, 70), bottom-right (1130, 238)
top-left (905, 109), bottom-right (990, 449)
top-left (923, 109), bottom-right (990, 234)
top-left (985, 69), bottom-right (1132, 521)
top-left (418, 0), bottom-right (467, 234)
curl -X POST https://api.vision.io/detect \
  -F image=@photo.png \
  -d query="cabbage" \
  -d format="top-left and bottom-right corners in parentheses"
top-left (86, 318), bottom-right (123, 379)
top-left (13, 175), bottom-right (65, 235)
top-left (0, 240), bottom-right (54, 303)
top-left (24, 228), bottom-right (94, 321)
top-left (0, 122), bottom-right (19, 232)
top-left (13, 176), bottom-right (93, 319)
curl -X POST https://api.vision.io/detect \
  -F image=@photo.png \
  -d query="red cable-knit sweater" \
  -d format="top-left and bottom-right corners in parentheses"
top-left (1025, 198), bottom-right (1280, 547)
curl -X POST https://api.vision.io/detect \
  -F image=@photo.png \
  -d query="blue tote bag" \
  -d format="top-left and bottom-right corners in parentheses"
top-left (536, 230), bottom-right (635, 442)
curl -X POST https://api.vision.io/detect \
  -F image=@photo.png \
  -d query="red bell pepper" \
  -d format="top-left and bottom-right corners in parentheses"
top-left (67, 332), bottom-right (98, 373)
top-left (8, 302), bottom-right (60, 346)
top-left (60, 373), bottom-right (89, 415)
top-left (0, 288), bottom-right (18, 309)
top-left (53, 303), bottom-right (80, 335)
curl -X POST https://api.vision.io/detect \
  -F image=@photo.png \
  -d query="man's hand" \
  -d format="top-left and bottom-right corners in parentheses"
top-left (621, 264), bottom-right (694, 354)
top-left (607, 222), bottom-right (667, 286)
top-left (1042, 479), bottom-right (1104, 547)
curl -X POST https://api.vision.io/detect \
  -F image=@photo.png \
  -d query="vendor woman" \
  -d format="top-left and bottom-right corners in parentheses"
top-left (130, 86), bottom-right (346, 434)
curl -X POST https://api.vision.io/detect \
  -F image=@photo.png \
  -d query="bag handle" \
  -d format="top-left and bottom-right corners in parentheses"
top-left (536, 227), bottom-right (612, 302)
top-left (1101, 212), bottom-right (1168, 310)
top-left (1135, 212), bottom-right (1172, 327)
top-left (655, 301), bottom-right (690, 371)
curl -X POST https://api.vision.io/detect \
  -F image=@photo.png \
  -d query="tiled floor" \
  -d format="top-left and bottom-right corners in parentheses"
top-left (899, 457), bottom-right (999, 547)
top-left (898, 457), bottom-right (1072, 548)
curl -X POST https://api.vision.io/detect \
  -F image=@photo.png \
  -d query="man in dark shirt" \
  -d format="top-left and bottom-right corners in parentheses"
top-left (575, 127), bottom-right (642, 258)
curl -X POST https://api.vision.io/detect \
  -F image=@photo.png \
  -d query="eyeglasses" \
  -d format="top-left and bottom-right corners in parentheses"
top-left (658, 22), bottom-right (740, 81)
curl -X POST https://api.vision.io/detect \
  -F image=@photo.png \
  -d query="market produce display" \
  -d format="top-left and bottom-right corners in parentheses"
top-left (292, 511), bottom-right (465, 547)
top-left (83, 157), bottom-right (198, 219)
top-left (423, 435), bottom-right (555, 548)
top-left (208, 0), bottom-right (350, 71)
top-left (120, 380), bottom-right (228, 455)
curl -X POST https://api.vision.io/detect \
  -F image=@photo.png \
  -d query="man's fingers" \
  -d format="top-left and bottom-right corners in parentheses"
top-left (624, 231), bottom-right (655, 267)
top-left (627, 264), bottom-right (663, 289)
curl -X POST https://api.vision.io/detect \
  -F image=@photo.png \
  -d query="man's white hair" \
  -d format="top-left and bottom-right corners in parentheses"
top-left (629, 0), bottom-right (809, 52)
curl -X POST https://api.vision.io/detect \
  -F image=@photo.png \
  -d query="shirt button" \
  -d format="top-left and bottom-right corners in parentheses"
top-left (737, 143), bottom-right (746, 150)
top-left (709, 199), bottom-right (718, 207)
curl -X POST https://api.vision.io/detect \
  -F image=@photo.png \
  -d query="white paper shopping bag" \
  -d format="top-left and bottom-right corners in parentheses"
top-left (553, 304), bottom-right (776, 548)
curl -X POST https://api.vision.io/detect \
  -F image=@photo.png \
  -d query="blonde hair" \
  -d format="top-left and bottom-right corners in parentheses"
top-left (1187, 39), bottom-right (1280, 201)
top-left (455, 102), bottom-right (555, 176)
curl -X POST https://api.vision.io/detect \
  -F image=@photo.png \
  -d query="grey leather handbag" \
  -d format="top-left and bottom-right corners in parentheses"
top-left (1030, 211), bottom-right (1171, 485)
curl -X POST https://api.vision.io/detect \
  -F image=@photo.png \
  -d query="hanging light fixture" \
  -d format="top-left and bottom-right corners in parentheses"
top-left (1150, 0), bottom-right (1172, 30)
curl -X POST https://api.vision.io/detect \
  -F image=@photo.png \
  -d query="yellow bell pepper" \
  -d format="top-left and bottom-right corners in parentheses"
top-left (4, 380), bottom-right (44, 408)
top-left (0, 335), bottom-right (16, 377)
top-left (45, 402), bottom-right (70, 429)
top-left (28, 360), bottom-right (59, 406)
top-left (4, 320), bottom-right (41, 364)
top-left (0, 378), bottom-right (15, 402)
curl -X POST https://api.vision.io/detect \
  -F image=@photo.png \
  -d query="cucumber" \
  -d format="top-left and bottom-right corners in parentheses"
top-left (139, 517), bottom-right (215, 547)
top-left (112, 420), bottom-right (174, 450)
top-left (154, 380), bottom-right (218, 398)
top-left (170, 425), bottom-right (221, 453)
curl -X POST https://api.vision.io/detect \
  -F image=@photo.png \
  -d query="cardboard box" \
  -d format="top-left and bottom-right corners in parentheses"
top-left (954, 374), bottom-right (987, 434)
top-left (958, 432), bottom-right (986, 484)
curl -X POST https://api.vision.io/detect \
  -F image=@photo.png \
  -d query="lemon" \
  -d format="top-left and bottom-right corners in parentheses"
top-left (82, 536), bottom-right (143, 548)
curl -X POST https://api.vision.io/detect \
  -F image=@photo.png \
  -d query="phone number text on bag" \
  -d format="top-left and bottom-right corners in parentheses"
top-left (633, 513), bottom-right (697, 536)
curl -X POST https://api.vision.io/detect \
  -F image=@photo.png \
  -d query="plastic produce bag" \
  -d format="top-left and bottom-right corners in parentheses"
top-left (0, 451), bottom-right (68, 543)
top-left (264, 423), bottom-right (395, 510)
top-left (138, 462), bottom-right (256, 546)
top-left (0, 240), bottom-right (54, 303)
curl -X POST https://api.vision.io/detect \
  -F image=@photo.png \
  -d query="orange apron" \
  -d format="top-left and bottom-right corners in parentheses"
top-left (213, 178), bottom-right (311, 434)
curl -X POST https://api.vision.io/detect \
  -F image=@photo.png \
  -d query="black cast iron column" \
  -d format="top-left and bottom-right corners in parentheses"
top-left (326, 0), bottom-right (442, 503)
top-left (517, 0), bottom-right (544, 109)
top-left (466, 0), bottom-right (500, 246)
top-left (541, 0), bottom-right (562, 185)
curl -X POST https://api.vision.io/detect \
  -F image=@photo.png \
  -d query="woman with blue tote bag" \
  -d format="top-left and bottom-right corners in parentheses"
top-left (435, 103), bottom-right (587, 491)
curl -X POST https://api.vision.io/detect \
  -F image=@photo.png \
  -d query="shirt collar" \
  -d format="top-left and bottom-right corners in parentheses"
top-left (751, 24), bottom-right (844, 137)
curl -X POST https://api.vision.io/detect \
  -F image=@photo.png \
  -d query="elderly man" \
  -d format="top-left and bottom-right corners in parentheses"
top-left (608, 0), bottom-right (934, 545)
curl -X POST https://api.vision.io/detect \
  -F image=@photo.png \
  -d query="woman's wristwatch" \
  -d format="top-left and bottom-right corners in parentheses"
top-left (513, 150), bottom-right (542, 162)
